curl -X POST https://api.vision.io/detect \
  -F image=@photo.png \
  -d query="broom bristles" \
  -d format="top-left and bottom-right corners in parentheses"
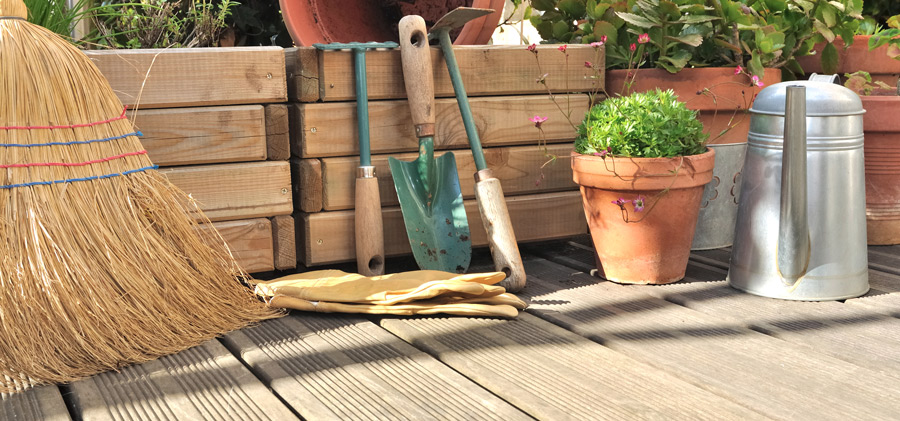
top-left (0, 4), bottom-right (281, 392)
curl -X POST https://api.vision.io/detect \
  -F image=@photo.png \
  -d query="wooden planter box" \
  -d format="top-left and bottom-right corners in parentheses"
top-left (287, 44), bottom-right (600, 266)
top-left (90, 47), bottom-right (295, 273)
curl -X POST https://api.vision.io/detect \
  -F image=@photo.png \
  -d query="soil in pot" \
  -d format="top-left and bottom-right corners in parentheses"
top-left (571, 149), bottom-right (716, 284)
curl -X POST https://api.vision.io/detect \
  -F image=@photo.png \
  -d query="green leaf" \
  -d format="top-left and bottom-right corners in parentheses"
top-left (821, 42), bottom-right (839, 75)
top-left (713, 38), bottom-right (742, 53)
top-left (552, 20), bottom-right (573, 40)
top-left (558, 0), bottom-right (587, 19)
top-left (594, 3), bottom-right (610, 18)
top-left (813, 20), bottom-right (835, 43)
top-left (593, 20), bottom-right (618, 44)
top-left (676, 15), bottom-right (719, 24)
top-left (820, 4), bottom-right (837, 28)
top-left (533, 19), bottom-right (554, 39)
top-left (763, 0), bottom-right (787, 12)
top-left (530, 0), bottom-right (558, 12)
top-left (659, 0), bottom-right (679, 20)
top-left (617, 12), bottom-right (659, 28)
top-left (657, 50), bottom-right (691, 72)
top-left (826, 1), bottom-right (845, 12)
top-left (666, 33), bottom-right (703, 47)
top-left (586, 0), bottom-right (597, 19)
top-left (888, 44), bottom-right (900, 60)
top-left (748, 53), bottom-right (764, 77)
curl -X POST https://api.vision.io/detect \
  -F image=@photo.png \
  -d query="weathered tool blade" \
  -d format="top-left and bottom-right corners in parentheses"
top-left (431, 7), bottom-right (495, 34)
top-left (389, 147), bottom-right (471, 273)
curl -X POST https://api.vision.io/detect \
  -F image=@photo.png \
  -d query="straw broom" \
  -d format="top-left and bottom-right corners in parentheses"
top-left (0, 0), bottom-right (281, 392)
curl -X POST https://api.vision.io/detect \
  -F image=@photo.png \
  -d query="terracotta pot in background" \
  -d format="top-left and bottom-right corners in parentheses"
top-left (571, 149), bottom-right (716, 284)
top-left (861, 95), bottom-right (900, 245)
top-left (605, 68), bottom-right (780, 144)
top-left (279, 0), bottom-right (504, 46)
top-left (796, 35), bottom-right (900, 87)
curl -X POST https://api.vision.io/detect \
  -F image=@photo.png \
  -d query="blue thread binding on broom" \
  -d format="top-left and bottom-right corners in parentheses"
top-left (0, 131), bottom-right (155, 189)
top-left (0, 165), bottom-right (159, 189)
top-left (0, 131), bottom-right (142, 148)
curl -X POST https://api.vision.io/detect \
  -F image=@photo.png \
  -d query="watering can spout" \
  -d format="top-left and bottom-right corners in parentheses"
top-left (777, 85), bottom-right (811, 281)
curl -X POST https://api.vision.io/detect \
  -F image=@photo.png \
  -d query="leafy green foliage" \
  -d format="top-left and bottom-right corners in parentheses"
top-left (867, 14), bottom-right (900, 61)
top-left (24, 0), bottom-right (107, 39)
top-left (844, 70), bottom-right (894, 95)
top-left (575, 89), bottom-right (708, 158)
top-left (528, 0), bottom-right (865, 78)
top-left (94, 0), bottom-right (236, 49)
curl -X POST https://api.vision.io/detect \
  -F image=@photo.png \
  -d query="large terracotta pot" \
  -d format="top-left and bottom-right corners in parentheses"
top-left (861, 95), bottom-right (900, 245)
top-left (571, 149), bottom-right (716, 284)
top-left (279, 0), bottom-right (504, 46)
top-left (796, 35), bottom-right (900, 87)
top-left (605, 67), bottom-right (780, 144)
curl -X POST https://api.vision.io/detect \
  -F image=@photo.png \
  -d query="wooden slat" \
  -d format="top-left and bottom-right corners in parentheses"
top-left (131, 105), bottom-right (267, 166)
top-left (291, 159), bottom-right (323, 213)
top-left (298, 191), bottom-right (585, 266)
top-left (89, 47), bottom-right (287, 108)
top-left (517, 256), bottom-right (900, 420)
top-left (271, 215), bottom-right (297, 271)
top-left (285, 47), bottom-right (320, 103)
top-left (318, 144), bottom-right (575, 210)
top-left (66, 340), bottom-right (297, 421)
top-left (222, 315), bottom-right (530, 420)
top-left (264, 104), bottom-right (291, 161)
top-left (303, 44), bottom-right (603, 102)
top-left (207, 218), bottom-right (274, 273)
top-left (296, 94), bottom-right (589, 158)
top-left (381, 313), bottom-right (764, 420)
top-left (161, 161), bottom-right (292, 222)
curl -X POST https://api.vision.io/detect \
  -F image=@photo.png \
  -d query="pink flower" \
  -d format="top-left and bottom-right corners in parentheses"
top-left (589, 41), bottom-right (604, 48)
top-left (600, 35), bottom-right (608, 43)
top-left (526, 43), bottom-right (537, 52)
top-left (592, 150), bottom-right (608, 157)
top-left (633, 196), bottom-right (645, 212)
top-left (584, 61), bottom-right (593, 68)
top-left (612, 198), bottom-right (630, 208)
top-left (629, 43), bottom-right (637, 52)
top-left (558, 44), bottom-right (568, 52)
top-left (734, 65), bottom-right (743, 75)
top-left (638, 33), bottom-right (650, 44)
top-left (751, 75), bottom-right (764, 87)
top-left (529, 115), bottom-right (548, 128)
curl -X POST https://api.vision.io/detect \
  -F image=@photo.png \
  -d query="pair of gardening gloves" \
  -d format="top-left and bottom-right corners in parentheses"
top-left (253, 270), bottom-right (526, 318)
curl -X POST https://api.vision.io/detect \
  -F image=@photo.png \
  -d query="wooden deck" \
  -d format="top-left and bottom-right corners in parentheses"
top-left (4, 236), bottom-right (900, 420)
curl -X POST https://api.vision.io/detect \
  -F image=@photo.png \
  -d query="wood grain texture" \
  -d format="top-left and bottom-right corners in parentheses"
top-left (317, 144), bottom-right (575, 211)
top-left (161, 161), bottom-right (292, 222)
top-left (285, 47), bottom-right (320, 103)
top-left (475, 177), bottom-right (526, 292)
top-left (296, 94), bottom-right (590, 158)
top-left (131, 105), bottom-right (267, 166)
top-left (89, 47), bottom-right (287, 108)
top-left (297, 191), bottom-right (585, 266)
top-left (399, 16), bottom-right (436, 137)
top-left (310, 44), bottom-right (603, 102)
top-left (354, 176), bottom-right (385, 276)
top-left (271, 215), bottom-right (297, 271)
top-left (291, 158), bottom-right (323, 212)
top-left (265, 104), bottom-right (291, 161)
top-left (203, 218), bottom-right (274, 273)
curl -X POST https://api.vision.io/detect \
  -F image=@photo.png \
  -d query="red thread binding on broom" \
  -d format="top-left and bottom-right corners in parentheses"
top-left (0, 106), bottom-right (129, 130)
top-left (0, 150), bottom-right (148, 168)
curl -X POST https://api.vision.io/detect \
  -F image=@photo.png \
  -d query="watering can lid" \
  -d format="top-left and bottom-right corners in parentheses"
top-left (750, 79), bottom-right (864, 117)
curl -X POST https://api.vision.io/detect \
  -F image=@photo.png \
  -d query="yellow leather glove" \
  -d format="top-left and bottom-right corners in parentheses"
top-left (254, 269), bottom-right (526, 318)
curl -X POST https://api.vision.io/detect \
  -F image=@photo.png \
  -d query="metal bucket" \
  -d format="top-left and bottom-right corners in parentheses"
top-left (691, 143), bottom-right (747, 250)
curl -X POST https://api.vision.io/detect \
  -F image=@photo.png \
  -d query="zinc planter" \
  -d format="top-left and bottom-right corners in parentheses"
top-left (571, 149), bottom-right (716, 284)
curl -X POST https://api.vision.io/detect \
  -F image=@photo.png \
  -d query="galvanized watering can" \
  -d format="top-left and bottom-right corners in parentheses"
top-left (727, 77), bottom-right (869, 300)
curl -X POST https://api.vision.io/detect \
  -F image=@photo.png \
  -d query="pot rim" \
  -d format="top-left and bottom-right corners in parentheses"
top-left (571, 148), bottom-right (716, 190)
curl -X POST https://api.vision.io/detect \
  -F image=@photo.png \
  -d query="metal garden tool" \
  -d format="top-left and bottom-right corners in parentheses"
top-left (313, 41), bottom-right (398, 276)
top-left (430, 7), bottom-right (526, 292)
top-left (390, 15), bottom-right (471, 273)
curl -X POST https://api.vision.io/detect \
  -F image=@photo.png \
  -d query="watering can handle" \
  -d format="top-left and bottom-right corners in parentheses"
top-left (399, 15), bottom-right (436, 138)
top-left (808, 73), bottom-right (840, 84)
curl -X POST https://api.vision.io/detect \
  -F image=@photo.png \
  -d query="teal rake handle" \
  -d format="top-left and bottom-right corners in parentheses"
top-left (435, 30), bottom-right (487, 171)
top-left (313, 42), bottom-right (399, 166)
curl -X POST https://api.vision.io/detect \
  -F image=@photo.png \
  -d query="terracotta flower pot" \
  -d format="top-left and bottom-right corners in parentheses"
top-left (571, 149), bottom-right (716, 284)
top-left (279, 0), bottom-right (504, 46)
top-left (605, 68), bottom-right (780, 144)
top-left (796, 35), bottom-right (900, 87)
top-left (861, 95), bottom-right (900, 245)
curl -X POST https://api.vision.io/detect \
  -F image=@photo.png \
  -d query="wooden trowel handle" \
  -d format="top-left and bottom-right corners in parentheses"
top-left (399, 15), bottom-right (435, 138)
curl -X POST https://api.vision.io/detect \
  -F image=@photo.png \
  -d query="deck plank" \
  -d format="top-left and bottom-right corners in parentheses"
top-left (381, 309), bottom-right (765, 420)
top-left (1, 382), bottom-right (70, 421)
top-left (222, 314), bottom-right (529, 421)
top-left (65, 339), bottom-right (297, 421)
top-left (518, 256), bottom-right (900, 420)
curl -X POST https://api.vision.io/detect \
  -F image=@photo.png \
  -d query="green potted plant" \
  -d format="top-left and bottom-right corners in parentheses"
top-left (842, 70), bottom-right (900, 245)
top-left (570, 88), bottom-right (715, 284)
